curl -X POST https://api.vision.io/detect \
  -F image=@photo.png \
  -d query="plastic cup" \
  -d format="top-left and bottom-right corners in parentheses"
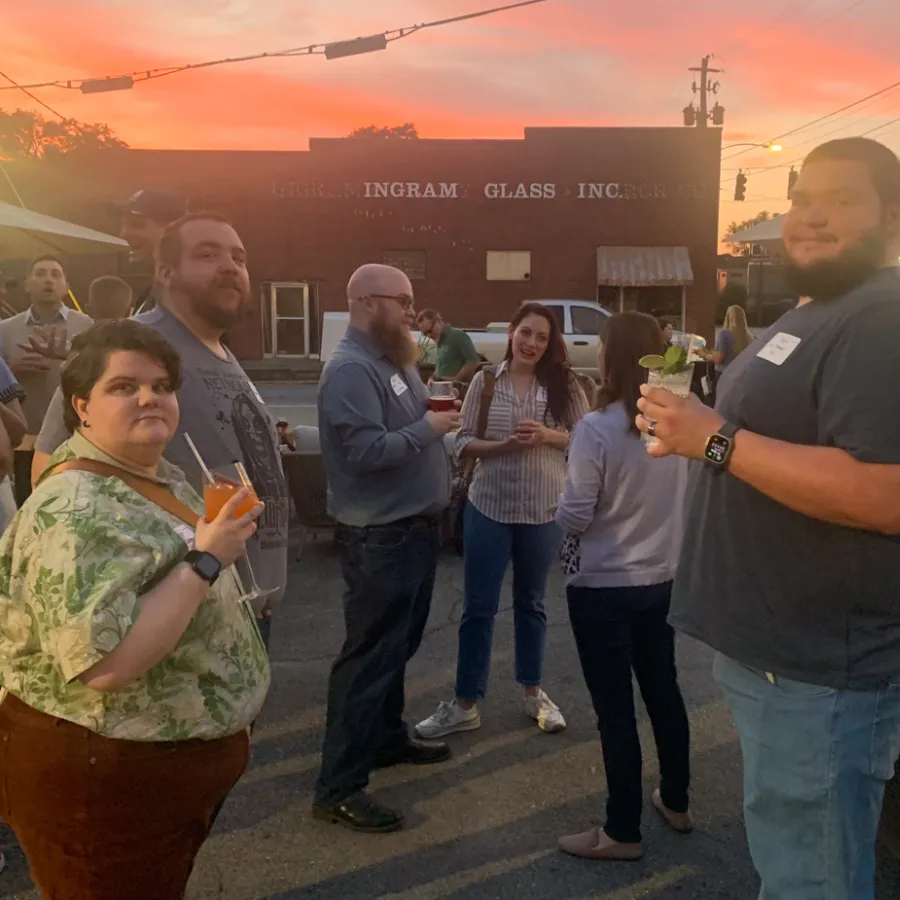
top-left (642, 366), bottom-right (695, 447)
top-left (429, 381), bottom-right (458, 413)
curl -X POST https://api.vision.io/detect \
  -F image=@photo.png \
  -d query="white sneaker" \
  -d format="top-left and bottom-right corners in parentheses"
top-left (415, 700), bottom-right (481, 739)
top-left (524, 690), bottom-right (566, 733)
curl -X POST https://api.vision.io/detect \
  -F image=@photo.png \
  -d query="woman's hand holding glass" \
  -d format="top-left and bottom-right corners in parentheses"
top-left (195, 488), bottom-right (264, 569)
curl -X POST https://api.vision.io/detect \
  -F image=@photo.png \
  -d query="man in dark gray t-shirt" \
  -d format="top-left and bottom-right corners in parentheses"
top-left (637, 138), bottom-right (900, 900)
top-left (34, 214), bottom-right (288, 647)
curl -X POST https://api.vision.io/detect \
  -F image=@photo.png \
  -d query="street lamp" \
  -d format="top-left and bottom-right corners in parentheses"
top-left (723, 142), bottom-right (783, 152)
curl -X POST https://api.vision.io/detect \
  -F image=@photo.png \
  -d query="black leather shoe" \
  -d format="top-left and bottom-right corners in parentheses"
top-left (373, 739), bottom-right (452, 769)
top-left (312, 792), bottom-right (404, 833)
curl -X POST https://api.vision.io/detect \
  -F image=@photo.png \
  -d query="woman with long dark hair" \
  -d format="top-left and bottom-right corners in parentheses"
top-left (416, 302), bottom-right (589, 738)
top-left (555, 312), bottom-right (692, 861)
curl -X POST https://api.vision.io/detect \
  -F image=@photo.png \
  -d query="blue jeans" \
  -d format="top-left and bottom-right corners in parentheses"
top-left (714, 652), bottom-right (900, 900)
top-left (315, 517), bottom-right (438, 807)
top-left (455, 503), bottom-right (561, 702)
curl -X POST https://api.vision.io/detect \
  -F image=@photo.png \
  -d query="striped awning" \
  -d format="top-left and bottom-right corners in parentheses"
top-left (596, 246), bottom-right (694, 286)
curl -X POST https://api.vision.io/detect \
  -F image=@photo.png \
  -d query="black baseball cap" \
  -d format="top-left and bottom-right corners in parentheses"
top-left (119, 188), bottom-right (186, 224)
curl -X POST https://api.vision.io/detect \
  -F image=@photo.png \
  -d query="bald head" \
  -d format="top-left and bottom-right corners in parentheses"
top-left (347, 263), bottom-right (413, 306)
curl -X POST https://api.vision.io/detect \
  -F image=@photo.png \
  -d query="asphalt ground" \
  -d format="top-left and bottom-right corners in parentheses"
top-left (3, 537), bottom-right (900, 900)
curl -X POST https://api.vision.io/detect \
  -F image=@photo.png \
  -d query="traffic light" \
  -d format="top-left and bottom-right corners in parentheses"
top-left (683, 104), bottom-right (696, 127)
top-left (787, 166), bottom-right (798, 199)
top-left (734, 171), bottom-right (747, 202)
top-left (711, 103), bottom-right (725, 126)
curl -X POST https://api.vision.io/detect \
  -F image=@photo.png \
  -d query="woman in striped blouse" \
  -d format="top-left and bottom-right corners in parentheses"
top-left (417, 302), bottom-right (589, 739)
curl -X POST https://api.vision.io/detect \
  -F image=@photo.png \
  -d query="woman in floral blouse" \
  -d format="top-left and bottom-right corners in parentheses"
top-left (0, 320), bottom-right (270, 899)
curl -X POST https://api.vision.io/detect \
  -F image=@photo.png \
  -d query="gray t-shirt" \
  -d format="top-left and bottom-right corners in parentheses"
top-left (671, 267), bottom-right (900, 689)
top-left (713, 328), bottom-right (736, 373)
top-left (35, 307), bottom-right (289, 614)
top-left (318, 327), bottom-right (451, 528)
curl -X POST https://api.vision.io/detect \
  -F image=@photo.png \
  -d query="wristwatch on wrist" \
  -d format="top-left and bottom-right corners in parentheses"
top-left (704, 422), bottom-right (739, 474)
top-left (184, 550), bottom-right (222, 585)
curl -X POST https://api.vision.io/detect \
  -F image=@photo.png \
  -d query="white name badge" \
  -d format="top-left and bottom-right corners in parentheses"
top-left (390, 373), bottom-right (409, 397)
top-left (172, 523), bottom-right (196, 548)
top-left (757, 332), bottom-right (801, 366)
top-left (247, 381), bottom-right (265, 405)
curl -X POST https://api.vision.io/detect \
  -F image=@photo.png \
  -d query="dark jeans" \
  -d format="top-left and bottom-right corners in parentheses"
top-left (567, 581), bottom-right (691, 844)
top-left (13, 450), bottom-right (33, 508)
top-left (314, 516), bottom-right (438, 807)
top-left (456, 503), bottom-right (561, 702)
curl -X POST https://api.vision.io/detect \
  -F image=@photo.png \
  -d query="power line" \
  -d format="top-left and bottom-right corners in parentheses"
top-left (721, 76), bottom-right (900, 163)
top-left (0, 0), bottom-right (549, 93)
top-left (0, 70), bottom-right (67, 119)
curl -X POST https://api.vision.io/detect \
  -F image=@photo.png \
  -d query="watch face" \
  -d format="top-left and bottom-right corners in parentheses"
top-left (705, 434), bottom-right (731, 465)
top-left (193, 553), bottom-right (221, 581)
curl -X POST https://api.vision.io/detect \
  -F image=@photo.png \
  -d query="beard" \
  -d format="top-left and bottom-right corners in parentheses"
top-left (170, 272), bottom-right (251, 330)
top-left (784, 231), bottom-right (887, 302)
top-left (371, 306), bottom-right (417, 368)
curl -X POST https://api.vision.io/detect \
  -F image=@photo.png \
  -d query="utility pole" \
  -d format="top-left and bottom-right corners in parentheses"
top-left (686, 55), bottom-right (724, 128)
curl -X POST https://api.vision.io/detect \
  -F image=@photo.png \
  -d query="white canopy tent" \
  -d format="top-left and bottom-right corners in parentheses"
top-left (0, 201), bottom-right (127, 259)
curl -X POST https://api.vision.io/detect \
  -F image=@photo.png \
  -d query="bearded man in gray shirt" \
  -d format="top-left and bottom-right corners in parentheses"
top-left (312, 264), bottom-right (459, 834)
top-left (638, 138), bottom-right (900, 900)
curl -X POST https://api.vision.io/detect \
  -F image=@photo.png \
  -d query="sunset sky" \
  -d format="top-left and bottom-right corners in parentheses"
top-left (2, 0), bottom-right (899, 240)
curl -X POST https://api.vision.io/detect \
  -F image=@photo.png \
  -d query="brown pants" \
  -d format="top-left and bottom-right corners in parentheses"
top-left (0, 693), bottom-right (250, 900)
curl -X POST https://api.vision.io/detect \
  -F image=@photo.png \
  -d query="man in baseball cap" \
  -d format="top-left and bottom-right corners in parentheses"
top-left (119, 188), bottom-right (186, 313)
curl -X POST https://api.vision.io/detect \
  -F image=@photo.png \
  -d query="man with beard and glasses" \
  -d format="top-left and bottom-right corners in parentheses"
top-left (32, 214), bottom-right (289, 646)
top-left (313, 264), bottom-right (458, 834)
top-left (635, 137), bottom-right (900, 900)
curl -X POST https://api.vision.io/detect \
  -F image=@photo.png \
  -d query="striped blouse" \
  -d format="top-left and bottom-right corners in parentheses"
top-left (456, 362), bottom-right (589, 525)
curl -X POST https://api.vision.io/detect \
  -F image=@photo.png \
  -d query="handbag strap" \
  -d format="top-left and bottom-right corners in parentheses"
top-left (475, 368), bottom-right (497, 440)
top-left (49, 458), bottom-right (200, 528)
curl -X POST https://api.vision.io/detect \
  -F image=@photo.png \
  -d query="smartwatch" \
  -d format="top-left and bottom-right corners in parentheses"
top-left (704, 422), bottom-right (739, 474)
top-left (184, 550), bottom-right (222, 585)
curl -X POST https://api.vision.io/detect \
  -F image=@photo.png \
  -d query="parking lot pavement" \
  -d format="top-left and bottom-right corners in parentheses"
top-left (3, 539), bottom-right (900, 899)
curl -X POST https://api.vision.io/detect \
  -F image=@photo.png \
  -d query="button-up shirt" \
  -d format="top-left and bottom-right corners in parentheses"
top-left (456, 362), bottom-right (589, 524)
top-left (318, 327), bottom-right (451, 527)
top-left (24, 304), bottom-right (69, 326)
top-left (0, 432), bottom-right (271, 741)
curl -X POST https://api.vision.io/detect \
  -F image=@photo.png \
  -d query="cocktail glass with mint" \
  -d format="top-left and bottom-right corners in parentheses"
top-left (639, 343), bottom-right (695, 447)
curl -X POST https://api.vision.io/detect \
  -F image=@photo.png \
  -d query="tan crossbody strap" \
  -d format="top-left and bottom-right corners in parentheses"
top-left (475, 368), bottom-right (497, 440)
top-left (50, 458), bottom-right (200, 528)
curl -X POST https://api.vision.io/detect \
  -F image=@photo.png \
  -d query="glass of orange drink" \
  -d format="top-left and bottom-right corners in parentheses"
top-left (204, 472), bottom-right (259, 521)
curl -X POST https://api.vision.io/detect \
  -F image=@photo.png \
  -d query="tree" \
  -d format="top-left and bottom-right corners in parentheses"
top-left (347, 123), bottom-right (419, 140)
top-left (0, 107), bottom-right (128, 160)
top-left (724, 210), bottom-right (781, 257)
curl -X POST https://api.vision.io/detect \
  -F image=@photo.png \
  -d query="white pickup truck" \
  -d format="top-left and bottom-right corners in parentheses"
top-left (321, 299), bottom-right (611, 377)
top-left (468, 300), bottom-right (611, 377)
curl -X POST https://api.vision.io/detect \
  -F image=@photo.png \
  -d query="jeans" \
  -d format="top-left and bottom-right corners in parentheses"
top-left (714, 652), bottom-right (900, 900)
top-left (567, 582), bottom-right (691, 844)
top-left (455, 503), bottom-right (561, 702)
top-left (315, 517), bottom-right (439, 807)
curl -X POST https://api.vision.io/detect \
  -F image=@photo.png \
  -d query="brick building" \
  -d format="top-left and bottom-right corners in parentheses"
top-left (3, 126), bottom-right (722, 362)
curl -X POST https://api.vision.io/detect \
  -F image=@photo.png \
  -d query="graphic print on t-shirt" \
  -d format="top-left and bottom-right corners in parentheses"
top-left (232, 393), bottom-right (290, 552)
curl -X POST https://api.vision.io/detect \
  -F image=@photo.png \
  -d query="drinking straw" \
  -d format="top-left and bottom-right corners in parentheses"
top-left (234, 459), bottom-right (253, 490)
top-left (184, 433), bottom-right (215, 485)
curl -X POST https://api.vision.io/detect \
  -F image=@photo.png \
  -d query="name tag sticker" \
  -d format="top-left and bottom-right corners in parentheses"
top-left (757, 332), bottom-right (801, 366)
top-left (172, 523), bottom-right (196, 548)
top-left (390, 374), bottom-right (409, 397)
top-left (247, 381), bottom-right (265, 405)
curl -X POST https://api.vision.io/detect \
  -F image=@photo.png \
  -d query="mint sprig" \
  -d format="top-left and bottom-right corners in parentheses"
top-left (639, 344), bottom-right (691, 375)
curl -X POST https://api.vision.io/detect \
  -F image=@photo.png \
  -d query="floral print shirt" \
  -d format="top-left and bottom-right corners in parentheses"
top-left (0, 433), bottom-right (271, 741)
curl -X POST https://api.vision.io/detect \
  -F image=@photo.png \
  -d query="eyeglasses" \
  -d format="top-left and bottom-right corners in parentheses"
top-left (369, 293), bottom-right (414, 310)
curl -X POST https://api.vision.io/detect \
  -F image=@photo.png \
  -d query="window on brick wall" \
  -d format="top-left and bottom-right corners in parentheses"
top-left (486, 250), bottom-right (531, 281)
top-left (383, 250), bottom-right (427, 280)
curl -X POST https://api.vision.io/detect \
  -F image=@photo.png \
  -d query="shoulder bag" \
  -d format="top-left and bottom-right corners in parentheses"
top-left (443, 368), bottom-right (496, 555)
top-left (50, 458), bottom-right (200, 527)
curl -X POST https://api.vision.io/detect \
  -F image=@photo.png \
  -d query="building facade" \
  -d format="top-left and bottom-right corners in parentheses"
top-left (5, 127), bottom-right (722, 362)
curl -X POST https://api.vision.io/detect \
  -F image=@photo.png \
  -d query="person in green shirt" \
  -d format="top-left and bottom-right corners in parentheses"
top-left (417, 309), bottom-right (481, 382)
